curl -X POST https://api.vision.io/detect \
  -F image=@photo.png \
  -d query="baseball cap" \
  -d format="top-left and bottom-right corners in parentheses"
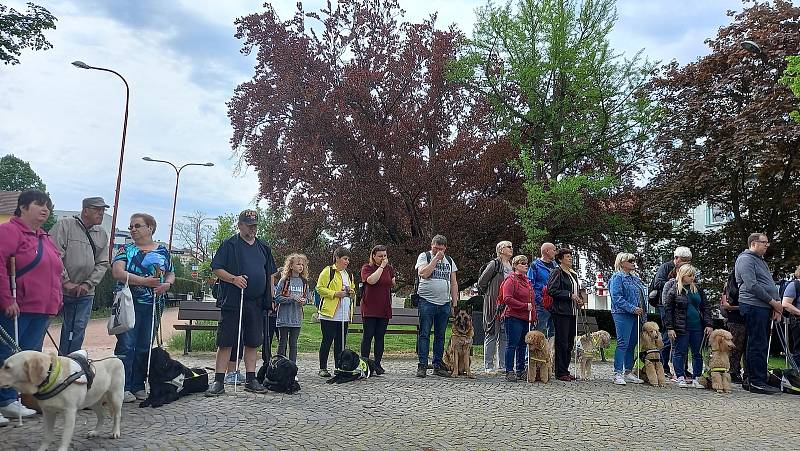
top-left (238, 209), bottom-right (258, 225)
top-left (82, 197), bottom-right (110, 209)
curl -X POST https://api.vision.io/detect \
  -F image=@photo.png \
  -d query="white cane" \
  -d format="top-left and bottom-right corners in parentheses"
top-left (145, 300), bottom-right (157, 394)
top-left (234, 276), bottom-right (247, 393)
top-left (527, 307), bottom-right (532, 383)
top-left (767, 320), bottom-right (774, 368)
top-left (785, 318), bottom-right (789, 369)
top-left (635, 314), bottom-right (641, 379)
top-left (10, 256), bottom-right (22, 426)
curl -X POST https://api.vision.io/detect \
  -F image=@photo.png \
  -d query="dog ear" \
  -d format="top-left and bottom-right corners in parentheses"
top-left (25, 353), bottom-right (51, 385)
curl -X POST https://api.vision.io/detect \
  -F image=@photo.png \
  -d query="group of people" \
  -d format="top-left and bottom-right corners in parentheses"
top-left (1, 189), bottom-right (797, 426)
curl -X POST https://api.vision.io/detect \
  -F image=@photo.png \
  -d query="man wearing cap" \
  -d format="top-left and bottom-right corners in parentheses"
top-left (49, 197), bottom-right (110, 355)
top-left (206, 209), bottom-right (278, 396)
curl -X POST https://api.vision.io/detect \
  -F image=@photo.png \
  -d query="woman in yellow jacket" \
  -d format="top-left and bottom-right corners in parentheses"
top-left (316, 246), bottom-right (357, 377)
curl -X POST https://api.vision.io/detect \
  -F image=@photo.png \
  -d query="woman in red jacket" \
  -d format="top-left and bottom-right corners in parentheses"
top-left (502, 255), bottom-right (536, 382)
top-left (0, 190), bottom-right (64, 421)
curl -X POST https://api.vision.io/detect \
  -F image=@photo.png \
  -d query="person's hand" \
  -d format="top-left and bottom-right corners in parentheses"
top-left (75, 283), bottom-right (91, 297)
top-left (63, 281), bottom-right (78, 295)
top-left (704, 326), bottom-right (713, 336)
top-left (451, 303), bottom-right (457, 316)
top-left (772, 309), bottom-right (782, 322)
top-left (772, 300), bottom-right (784, 314)
top-left (380, 259), bottom-right (388, 269)
top-left (434, 251), bottom-right (445, 261)
top-left (528, 303), bottom-right (533, 311)
top-left (335, 290), bottom-right (346, 298)
top-left (633, 307), bottom-right (643, 316)
top-left (4, 302), bottom-right (19, 318)
top-left (571, 293), bottom-right (580, 302)
top-left (296, 297), bottom-right (306, 305)
top-left (154, 282), bottom-right (171, 295)
top-left (667, 329), bottom-right (676, 341)
top-left (141, 276), bottom-right (161, 288)
top-left (231, 275), bottom-right (248, 289)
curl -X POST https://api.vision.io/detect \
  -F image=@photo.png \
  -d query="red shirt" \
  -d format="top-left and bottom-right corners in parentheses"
top-left (502, 272), bottom-right (536, 323)
top-left (0, 217), bottom-right (64, 315)
top-left (360, 264), bottom-right (395, 319)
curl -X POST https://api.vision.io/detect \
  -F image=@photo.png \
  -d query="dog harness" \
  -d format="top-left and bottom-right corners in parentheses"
top-left (333, 359), bottom-right (370, 379)
top-left (643, 348), bottom-right (661, 362)
top-left (34, 355), bottom-right (95, 401)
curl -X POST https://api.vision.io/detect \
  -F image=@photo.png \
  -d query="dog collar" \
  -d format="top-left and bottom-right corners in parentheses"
top-left (710, 367), bottom-right (729, 373)
top-left (37, 358), bottom-right (61, 393)
top-left (530, 357), bottom-right (548, 363)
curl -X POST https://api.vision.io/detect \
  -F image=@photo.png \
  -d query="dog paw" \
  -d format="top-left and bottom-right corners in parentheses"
top-left (111, 431), bottom-right (120, 439)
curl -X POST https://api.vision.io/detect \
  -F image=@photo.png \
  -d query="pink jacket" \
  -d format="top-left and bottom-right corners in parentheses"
top-left (0, 217), bottom-right (64, 315)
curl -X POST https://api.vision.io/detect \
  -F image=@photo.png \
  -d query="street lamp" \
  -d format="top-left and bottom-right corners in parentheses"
top-left (740, 40), bottom-right (763, 55)
top-left (72, 60), bottom-right (130, 262)
top-left (142, 157), bottom-right (214, 251)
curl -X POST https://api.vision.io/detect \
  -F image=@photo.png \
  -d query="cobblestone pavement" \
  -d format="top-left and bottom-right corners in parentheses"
top-left (3, 353), bottom-right (797, 450)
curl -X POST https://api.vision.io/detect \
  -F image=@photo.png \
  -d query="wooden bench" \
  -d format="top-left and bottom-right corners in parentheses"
top-left (173, 301), bottom-right (220, 355)
top-left (350, 308), bottom-right (420, 335)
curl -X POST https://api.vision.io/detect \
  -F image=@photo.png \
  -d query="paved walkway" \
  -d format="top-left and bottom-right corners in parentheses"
top-left (3, 348), bottom-right (798, 450)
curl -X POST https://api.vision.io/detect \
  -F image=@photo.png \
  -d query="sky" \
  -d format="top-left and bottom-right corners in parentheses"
top-left (0, 0), bottom-right (745, 244)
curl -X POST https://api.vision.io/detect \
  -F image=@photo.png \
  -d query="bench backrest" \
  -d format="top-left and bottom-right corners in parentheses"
top-left (351, 307), bottom-right (419, 326)
top-left (577, 315), bottom-right (599, 335)
top-left (177, 301), bottom-right (221, 321)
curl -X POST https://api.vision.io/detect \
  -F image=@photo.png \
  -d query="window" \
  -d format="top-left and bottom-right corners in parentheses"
top-left (706, 204), bottom-right (729, 226)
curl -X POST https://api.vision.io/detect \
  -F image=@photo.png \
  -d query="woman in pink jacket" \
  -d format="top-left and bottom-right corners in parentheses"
top-left (502, 255), bottom-right (536, 382)
top-left (0, 191), bottom-right (64, 421)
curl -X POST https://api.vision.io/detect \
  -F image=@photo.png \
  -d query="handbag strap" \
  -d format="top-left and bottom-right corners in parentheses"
top-left (16, 236), bottom-right (44, 279)
top-left (75, 217), bottom-right (98, 258)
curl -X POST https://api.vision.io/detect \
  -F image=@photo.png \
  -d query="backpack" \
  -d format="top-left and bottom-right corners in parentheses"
top-left (477, 258), bottom-right (502, 295)
top-left (410, 251), bottom-right (454, 307)
top-left (725, 268), bottom-right (739, 306)
top-left (542, 268), bottom-right (561, 311)
top-left (495, 274), bottom-right (511, 318)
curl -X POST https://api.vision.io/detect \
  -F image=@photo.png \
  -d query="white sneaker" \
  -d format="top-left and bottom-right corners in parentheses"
top-left (624, 373), bottom-right (644, 384)
top-left (0, 400), bottom-right (36, 418)
top-left (134, 390), bottom-right (148, 400)
top-left (0, 413), bottom-right (9, 426)
top-left (677, 377), bottom-right (688, 388)
top-left (484, 369), bottom-right (497, 376)
top-left (123, 391), bottom-right (137, 403)
top-left (690, 379), bottom-right (704, 389)
top-left (613, 373), bottom-right (627, 385)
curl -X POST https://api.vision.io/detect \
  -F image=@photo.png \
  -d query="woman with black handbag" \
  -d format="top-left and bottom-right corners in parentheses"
top-left (546, 247), bottom-right (584, 382)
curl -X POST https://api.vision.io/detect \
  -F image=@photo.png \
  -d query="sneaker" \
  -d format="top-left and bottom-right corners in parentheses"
top-left (123, 391), bottom-right (137, 403)
top-left (516, 372), bottom-right (527, 381)
top-left (375, 363), bottom-right (385, 376)
top-left (505, 371), bottom-right (517, 382)
top-left (318, 368), bottom-right (331, 378)
top-left (669, 375), bottom-right (678, 383)
top-left (224, 371), bottom-right (244, 385)
top-left (0, 400), bottom-right (36, 418)
top-left (0, 413), bottom-right (9, 426)
top-left (433, 366), bottom-right (451, 378)
top-left (624, 373), bottom-right (644, 384)
top-left (557, 375), bottom-right (573, 382)
top-left (690, 379), bottom-right (704, 389)
top-left (416, 364), bottom-right (427, 378)
top-left (677, 377), bottom-right (688, 388)
top-left (731, 374), bottom-right (744, 384)
top-left (244, 380), bottom-right (267, 394)
top-left (133, 390), bottom-right (148, 400)
top-left (748, 384), bottom-right (781, 395)
top-left (205, 381), bottom-right (225, 397)
top-left (613, 373), bottom-right (627, 385)
top-left (484, 369), bottom-right (497, 376)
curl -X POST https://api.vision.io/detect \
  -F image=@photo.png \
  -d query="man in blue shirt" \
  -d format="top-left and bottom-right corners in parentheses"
top-left (527, 242), bottom-right (557, 337)
top-left (206, 210), bottom-right (277, 396)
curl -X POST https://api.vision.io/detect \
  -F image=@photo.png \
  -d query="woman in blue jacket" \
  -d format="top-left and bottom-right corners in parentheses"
top-left (609, 252), bottom-right (646, 386)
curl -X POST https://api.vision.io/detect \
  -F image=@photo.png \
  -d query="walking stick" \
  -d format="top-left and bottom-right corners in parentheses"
top-left (767, 320), bottom-right (775, 368)
top-left (234, 276), bottom-right (247, 393)
top-left (785, 317), bottom-right (789, 369)
top-left (9, 257), bottom-right (22, 426)
top-left (527, 307), bottom-right (532, 383)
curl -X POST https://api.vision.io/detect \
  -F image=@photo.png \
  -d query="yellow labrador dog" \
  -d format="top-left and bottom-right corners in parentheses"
top-left (0, 350), bottom-right (124, 451)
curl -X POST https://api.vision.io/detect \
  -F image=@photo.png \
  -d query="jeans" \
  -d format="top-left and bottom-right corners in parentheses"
top-left (360, 317), bottom-right (389, 364)
top-left (658, 305), bottom-right (672, 374)
top-left (59, 294), bottom-right (93, 355)
top-left (672, 329), bottom-right (704, 379)
top-left (740, 303), bottom-right (772, 387)
top-left (277, 326), bottom-right (300, 363)
top-left (504, 316), bottom-right (528, 374)
top-left (484, 320), bottom-right (507, 371)
top-left (0, 313), bottom-right (49, 405)
top-left (612, 313), bottom-right (639, 374)
top-left (114, 302), bottom-right (158, 393)
top-left (417, 299), bottom-right (450, 367)
top-left (535, 306), bottom-right (555, 338)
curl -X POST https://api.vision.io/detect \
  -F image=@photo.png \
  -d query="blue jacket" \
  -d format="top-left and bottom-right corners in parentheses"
top-left (610, 271), bottom-right (646, 315)
top-left (527, 258), bottom-right (556, 306)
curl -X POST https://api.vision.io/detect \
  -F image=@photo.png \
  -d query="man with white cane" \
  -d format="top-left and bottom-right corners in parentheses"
top-left (207, 210), bottom-right (277, 396)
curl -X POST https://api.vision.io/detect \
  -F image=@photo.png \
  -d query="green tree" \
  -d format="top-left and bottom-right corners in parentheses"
top-left (171, 256), bottom-right (188, 279)
top-left (0, 153), bottom-right (54, 229)
top-left (780, 55), bottom-right (800, 123)
top-left (0, 2), bottom-right (57, 66)
top-left (449, 0), bottom-right (656, 265)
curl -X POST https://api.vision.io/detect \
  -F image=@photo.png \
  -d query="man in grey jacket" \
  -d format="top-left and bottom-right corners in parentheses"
top-left (49, 197), bottom-right (110, 354)
top-left (735, 233), bottom-right (782, 395)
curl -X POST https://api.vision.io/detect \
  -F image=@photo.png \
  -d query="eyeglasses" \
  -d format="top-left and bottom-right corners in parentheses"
top-left (504, 245), bottom-right (513, 249)
top-left (128, 224), bottom-right (147, 230)
top-left (756, 240), bottom-right (770, 245)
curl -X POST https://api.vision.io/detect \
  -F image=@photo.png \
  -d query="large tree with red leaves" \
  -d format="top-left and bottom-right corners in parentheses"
top-left (643, 0), bottom-right (800, 283)
top-left (228, 0), bottom-right (523, 286)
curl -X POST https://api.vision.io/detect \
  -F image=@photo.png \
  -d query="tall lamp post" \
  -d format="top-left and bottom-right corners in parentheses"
top-left (142, 157), bottom-right (214, 251)
top-left (72, 60), bottom-right (129, 262)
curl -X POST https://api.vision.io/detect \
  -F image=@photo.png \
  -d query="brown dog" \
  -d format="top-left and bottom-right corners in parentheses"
top-left (525, 330), bottom-right (552, 383)
top-left (443, 308), bottom-right (475, 378)
top-left (698, 329), bottom-right (734, 393)
top-left (638, 321), bottom-right (666, 386)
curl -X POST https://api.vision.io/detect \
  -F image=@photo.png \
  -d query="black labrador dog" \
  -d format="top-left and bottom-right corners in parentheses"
top-left (139, 347), bottom-right (208, 408)
top-left (258, 354), bottom-right (301, 394)
top-left (326, 349), bottom-right (378, 384)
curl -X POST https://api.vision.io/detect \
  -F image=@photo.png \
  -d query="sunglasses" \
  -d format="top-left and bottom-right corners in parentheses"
top-left (128, 223), bottom-right (147, 230)
top-left (516, 262), bottom-right (529, 266)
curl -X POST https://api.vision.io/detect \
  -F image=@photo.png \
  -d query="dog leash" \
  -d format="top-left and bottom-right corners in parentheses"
top-left (0, 324), bottom-right (21, 353)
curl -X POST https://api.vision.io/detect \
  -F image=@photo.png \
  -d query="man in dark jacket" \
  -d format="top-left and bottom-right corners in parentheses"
top-left (736, 233), bottom-right (782, 395)
top-left (650, 246), bottom-right (692, 377)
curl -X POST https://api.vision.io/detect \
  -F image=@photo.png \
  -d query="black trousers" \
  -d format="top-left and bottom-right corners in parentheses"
top-left (789, 317), bottom-right (800, 367)
top-left (319, 319), bottom-right (349, 370)
top-left (360, 317), bottom-right (389, 364)
top-left (552, 313), bottom-right (576, 377)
